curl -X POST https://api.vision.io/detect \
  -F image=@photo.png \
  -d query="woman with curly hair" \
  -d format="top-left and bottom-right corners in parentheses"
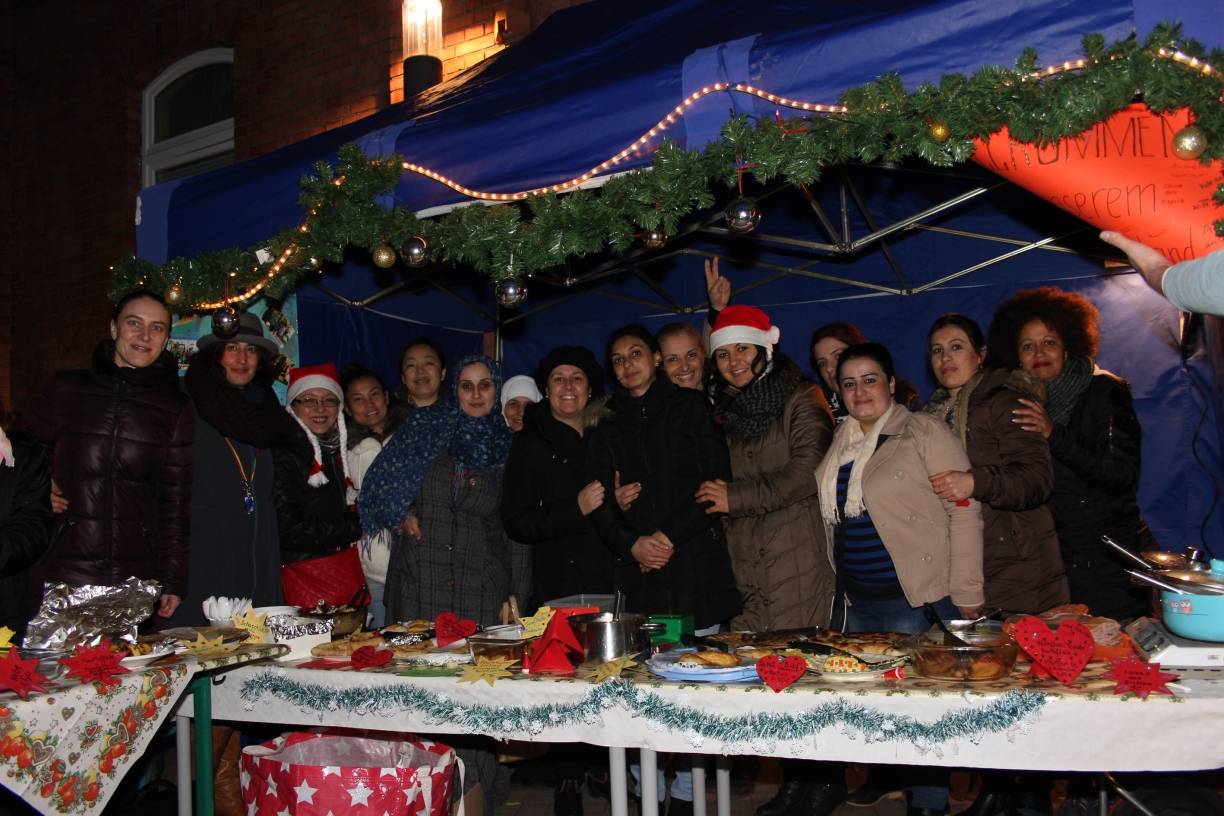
top-left (924, 314), bottom-right (1068, 614)
top-left (987, 287), bottom-right (1149, 620)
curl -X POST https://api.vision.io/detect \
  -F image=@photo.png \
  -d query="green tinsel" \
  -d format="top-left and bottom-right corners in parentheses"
top-left (239, 670), bottom-right (1047, 750)
top-left (110, 23), bottom-right (1224, 309)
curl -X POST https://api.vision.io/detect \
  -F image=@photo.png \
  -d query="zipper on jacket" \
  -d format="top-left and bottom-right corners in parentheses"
top-left (103, 379), bottom-right (127, 581)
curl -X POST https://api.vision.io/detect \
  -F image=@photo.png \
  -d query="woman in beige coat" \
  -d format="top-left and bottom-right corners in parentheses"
top-left (697, 306), bottom-right (836, 632)
top-left (815, 342), bottom-right (985, 632)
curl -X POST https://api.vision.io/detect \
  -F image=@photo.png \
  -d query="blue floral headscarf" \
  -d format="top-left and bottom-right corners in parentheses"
top-left (358, 354), bottom-right (511, 535)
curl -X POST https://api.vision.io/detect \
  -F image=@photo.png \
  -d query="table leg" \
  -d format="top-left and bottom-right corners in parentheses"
top-left (609, 747), bottom-right (628, 816)
top-left (715, 756), bottom-right (731, 816)
top-left (191, 676), bottom-right (214, 816)
top-left (176, 709), bottom-right (193, 816)
top-left (641, 748), bottom-right (659, 816)
top-left (691, 756), bottom-right (707, 816)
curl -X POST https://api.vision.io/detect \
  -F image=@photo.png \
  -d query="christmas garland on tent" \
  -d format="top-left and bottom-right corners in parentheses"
top-left (109, 24), bottom-right (1224, 311)
top-left (238, 669), bottom-right (1049, 751)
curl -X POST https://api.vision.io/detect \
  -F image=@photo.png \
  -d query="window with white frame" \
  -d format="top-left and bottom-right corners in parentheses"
top-left (142, 48), bottom-right (234, 188)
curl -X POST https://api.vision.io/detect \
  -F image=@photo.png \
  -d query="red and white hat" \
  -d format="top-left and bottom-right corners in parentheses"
top-left (709, 305), bottom-right (781, 360)
top-left (285, 363), bottom-right (355, 501)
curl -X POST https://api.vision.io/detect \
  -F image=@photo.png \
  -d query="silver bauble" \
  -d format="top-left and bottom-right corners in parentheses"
top-left (724, 196), bottom-right (762, 234)
top-left (211, 306), bottom-right (240, 339)
top-left (494, 278), bottom-right (528, 308)
top-left (399, 236), bottom-right (429, 268)
top-left (165, 283), bottom-right (184, 306)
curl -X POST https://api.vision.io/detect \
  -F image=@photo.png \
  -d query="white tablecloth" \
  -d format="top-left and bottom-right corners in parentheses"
top-left (211, 662), bottom-right (1224, 772)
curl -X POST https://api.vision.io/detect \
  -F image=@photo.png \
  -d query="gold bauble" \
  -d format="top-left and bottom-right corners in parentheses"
top-left (371, 244), bottom-right (397, 268)
top-left (642, 228), bottom-right (667, 250)
top-left (165, 283), bottom-right (184, 306)
top-left (928, 122), bottom-right (951, 143)
top-left (1172, 125), bottom-right (1207, 161)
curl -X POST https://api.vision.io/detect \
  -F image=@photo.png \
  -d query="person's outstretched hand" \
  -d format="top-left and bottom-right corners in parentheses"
top-left (1100, 231), bottom-right (1173, 294)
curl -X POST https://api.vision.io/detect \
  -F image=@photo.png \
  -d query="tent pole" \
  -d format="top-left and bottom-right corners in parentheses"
top-left (798, 182), bottom-right (844, 247)
top-left (843, 176), bottom-right (909, 288)
top-left (911, 228), bottom-right (1087, 293)
top-left (910, 224), bottom-right (1107, 259)
top-left (848, 184), bottom-right (1003, 251)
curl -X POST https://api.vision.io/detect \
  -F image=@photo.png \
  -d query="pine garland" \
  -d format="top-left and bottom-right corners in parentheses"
top-left (238, 669), bottom-right (1048, 750)
top-left (109, 24), bottom-right (1224, 309)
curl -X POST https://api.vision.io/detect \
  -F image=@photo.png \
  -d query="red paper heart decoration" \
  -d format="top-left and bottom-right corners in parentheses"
top-left (351, 645), bottom-right (393, 669)
top-left (435, 612), bottom-right (477, 647)
top-left (1014, 617), bottom-right (1095, 684)
top-left (756, 655), bottom-right (807, 693)
top-left (972, 104), bottom-right (1224, 263)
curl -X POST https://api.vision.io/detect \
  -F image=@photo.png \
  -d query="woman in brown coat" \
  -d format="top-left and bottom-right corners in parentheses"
top-left (698, 305), bottom-right (836, 631)
top-left (923, 314), bottom-right (1069, 615)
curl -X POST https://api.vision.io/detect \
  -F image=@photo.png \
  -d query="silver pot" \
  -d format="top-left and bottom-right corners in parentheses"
top-left (568, 612), bottom-right (662, 664)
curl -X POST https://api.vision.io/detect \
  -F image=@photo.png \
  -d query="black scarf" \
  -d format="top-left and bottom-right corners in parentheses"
top-left (715, 354), bottom-right (803, 440)
top-left (184, 353), bottom-right (299, 448)
top-left (1044, 356), bottom-right (1095, 425)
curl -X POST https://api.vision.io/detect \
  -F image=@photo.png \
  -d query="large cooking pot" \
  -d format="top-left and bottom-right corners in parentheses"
top-left (568, 612), bottom-right (663, 664)
top-left (1158, 560), bottom-right (1224, 642)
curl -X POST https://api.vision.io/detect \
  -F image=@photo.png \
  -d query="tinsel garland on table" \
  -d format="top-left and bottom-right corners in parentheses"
top-left (238, 670), bottom-right (1047, 751)
top-left (109, 23), bottom-right (1224, 309)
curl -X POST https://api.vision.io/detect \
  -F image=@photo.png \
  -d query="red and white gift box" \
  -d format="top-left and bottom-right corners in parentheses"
top-left (240, 731), bottom-right (460, 816)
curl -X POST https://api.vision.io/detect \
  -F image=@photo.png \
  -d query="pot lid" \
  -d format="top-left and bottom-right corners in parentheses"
top-left (1158, 569), bottom-right (1224, 593)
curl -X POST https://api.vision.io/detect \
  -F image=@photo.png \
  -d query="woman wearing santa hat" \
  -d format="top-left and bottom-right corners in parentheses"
top-left (273, 363), bottom-right (362, 565)
top-left (699, 305), bottom-right (836, 631)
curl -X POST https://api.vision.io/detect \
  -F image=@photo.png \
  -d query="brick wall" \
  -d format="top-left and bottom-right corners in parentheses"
top-left (1, 0), bottom-right (588, 420)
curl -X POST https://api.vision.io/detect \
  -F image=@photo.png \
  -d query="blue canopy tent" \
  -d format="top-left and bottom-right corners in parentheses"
top-left (136, 0), bottom-right (1224, 552)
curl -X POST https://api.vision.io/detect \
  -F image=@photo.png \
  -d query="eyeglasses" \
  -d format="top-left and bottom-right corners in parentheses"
top-left (293, 397), bottom-right (341, 409)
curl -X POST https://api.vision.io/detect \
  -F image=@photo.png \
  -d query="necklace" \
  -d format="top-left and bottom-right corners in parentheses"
top-left (223, 438), bottom-right (258, 515)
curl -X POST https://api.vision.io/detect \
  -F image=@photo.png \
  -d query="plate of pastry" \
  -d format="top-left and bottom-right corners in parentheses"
top-left (646, 648), bottom-right (762, 683)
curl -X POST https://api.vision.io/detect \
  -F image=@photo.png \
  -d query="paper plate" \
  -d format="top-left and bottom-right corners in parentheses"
top-left (120, 644), bottom-right (175, 668)
top-left (646, 649), bottom-right (761, 683)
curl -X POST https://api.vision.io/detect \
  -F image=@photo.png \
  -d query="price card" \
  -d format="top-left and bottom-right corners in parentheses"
top-left (458, 657), bottom-right (517, 686)
top-left (233, 608), bottom-right (269, 644)
top-left (60, 642), bottom-right (129, 690)
top-left (0, 647), bottom-right (50, 699)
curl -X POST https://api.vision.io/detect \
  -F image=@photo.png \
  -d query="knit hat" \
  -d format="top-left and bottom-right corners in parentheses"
top-left (709, 305), bottom-right (781, 361)
top-left (501, 375), bottom-right (542, 411)
top-left (534, 345), bottom-right (605, 396)
top-left (285, 363), bottom-right (354, 501)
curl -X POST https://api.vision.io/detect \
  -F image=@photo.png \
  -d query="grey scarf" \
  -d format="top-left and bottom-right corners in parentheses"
top-left (1044, 356), bottom-right (1094, 425)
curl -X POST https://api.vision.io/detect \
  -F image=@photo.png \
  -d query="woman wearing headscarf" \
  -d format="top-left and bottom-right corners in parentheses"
top-left (500, 374), bottom-right (542, 432)
top-left (923, 313), bottom-right (1068, 615)
top-left (359, 353), bottom-right (528, 815)
top-left (33, 290), bottom-right (193, 621)
top-left (988, 287), bottom-right (1149, 621)
top-left (170, 312), bottom-right (296, 629)
top-left (273, 363), bottom-right (362, 568)
top-left (698, 305), bottom-right (836, 631)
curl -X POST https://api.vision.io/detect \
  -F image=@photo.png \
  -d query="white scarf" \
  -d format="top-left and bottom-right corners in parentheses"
top-left (817, 401), bottom-right (898, 524)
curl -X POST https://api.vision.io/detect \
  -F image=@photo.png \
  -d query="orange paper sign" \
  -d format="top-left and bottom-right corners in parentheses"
top-left (973, 104), bottom-right (1223, 262)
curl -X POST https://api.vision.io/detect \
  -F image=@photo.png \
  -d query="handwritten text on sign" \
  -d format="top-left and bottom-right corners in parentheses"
top-left (973, 104), bottom-right (1223, 262)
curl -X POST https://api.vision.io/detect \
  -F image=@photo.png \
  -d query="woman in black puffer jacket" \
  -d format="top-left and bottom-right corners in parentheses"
top-left (32, 291), bottom-right (194, 619)
top-left (989, 287), bottom-right (1149, 621)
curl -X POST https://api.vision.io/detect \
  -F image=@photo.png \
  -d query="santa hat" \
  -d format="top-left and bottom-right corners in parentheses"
top-left (709, 305), bottom-right (781, 360)
top-left (285, 363), bottom-right (356, 502)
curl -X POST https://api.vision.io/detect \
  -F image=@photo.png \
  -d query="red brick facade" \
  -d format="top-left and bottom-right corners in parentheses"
top-left (0, 0), bottom-right (584, 422)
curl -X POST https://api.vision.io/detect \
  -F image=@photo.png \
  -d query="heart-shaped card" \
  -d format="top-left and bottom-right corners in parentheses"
top-left (1014, 616), bottom-right (1095, 684)
top-left (756, 654), bottom-right (807, 693)
top-left (435, 612), bottom-right (478, 647)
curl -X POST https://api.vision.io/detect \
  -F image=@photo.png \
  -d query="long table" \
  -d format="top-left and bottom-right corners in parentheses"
top-left (206, 658), bottom-right (1224, 815)
top-left (0, 644), bottom-right (285, 816)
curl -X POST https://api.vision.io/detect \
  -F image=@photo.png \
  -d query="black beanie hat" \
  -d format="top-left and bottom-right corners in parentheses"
top-left (534, 345), bottom-right (604, 396)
